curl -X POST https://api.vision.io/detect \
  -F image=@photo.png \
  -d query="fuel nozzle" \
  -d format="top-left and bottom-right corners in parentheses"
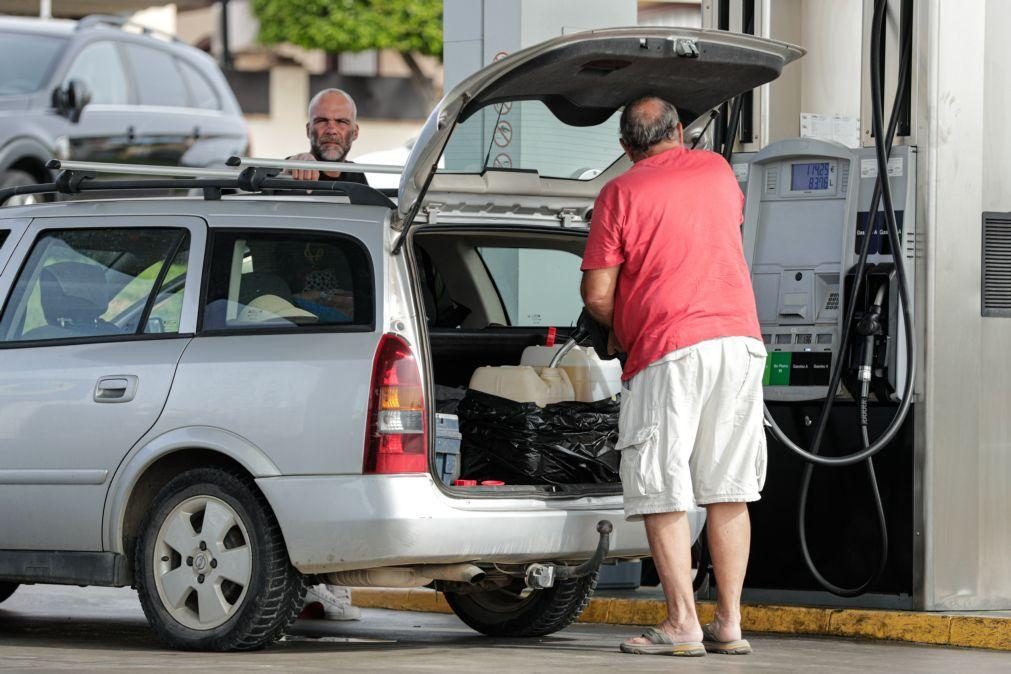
top-left (855, 283), bottom-right (888, 400)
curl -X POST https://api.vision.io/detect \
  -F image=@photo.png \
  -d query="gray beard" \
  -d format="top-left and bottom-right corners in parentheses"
top-left (311, 145), bottom-right (348, 163)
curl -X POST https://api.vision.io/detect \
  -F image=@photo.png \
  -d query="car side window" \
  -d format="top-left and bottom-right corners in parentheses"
top-left (178, 59), bottom-right (221, 111)
top-left (202, 230), bottom-right (374, 332)
top-left (477, 246), bottom-right (584, 327)
top-left (0, 228), bottom-right (189, 343)
top-left (63, 41), bottom-right (129, 105)
top-left (0, 231), bottom-right (9, 248)
top-left (123, 44), bottom-right (189, 108)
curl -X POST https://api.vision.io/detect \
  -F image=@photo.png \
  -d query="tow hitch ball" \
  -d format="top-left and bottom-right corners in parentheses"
top-left (525, 520), bottom-right (613, 590)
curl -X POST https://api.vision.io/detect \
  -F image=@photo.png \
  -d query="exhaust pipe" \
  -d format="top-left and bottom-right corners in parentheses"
top-left (325, 563), bottom-right (485, 588)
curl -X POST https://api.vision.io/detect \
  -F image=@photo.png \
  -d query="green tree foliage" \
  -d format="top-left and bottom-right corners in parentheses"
top-left (251, 0), bottom-right (442, 57)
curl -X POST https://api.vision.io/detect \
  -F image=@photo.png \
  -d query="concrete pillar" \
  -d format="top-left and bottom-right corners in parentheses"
top-left (917, 0), bottom-right (988, 609)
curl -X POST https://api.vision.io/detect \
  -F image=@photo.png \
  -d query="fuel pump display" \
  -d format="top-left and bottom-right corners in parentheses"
top-left (741, 142), bottom-right (916, 401)
top-left (741, 138), bottom-right (856, 401)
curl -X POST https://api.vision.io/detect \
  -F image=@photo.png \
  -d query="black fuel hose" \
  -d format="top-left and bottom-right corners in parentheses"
top-left (764, 0), bottom-right (915, 468)
top-left (766, 0), bottom-right (915, 596)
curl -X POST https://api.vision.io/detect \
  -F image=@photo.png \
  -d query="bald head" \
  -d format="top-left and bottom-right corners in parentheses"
top-left (306, 89), bottom-right (360, 162)
top-left (308, 88), bottom-right (358, 121)
top-left (619, 96), bottom-right (682, 160)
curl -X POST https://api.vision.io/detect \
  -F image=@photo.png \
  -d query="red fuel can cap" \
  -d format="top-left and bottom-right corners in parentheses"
top-left (480, 480), bottom-right (505, 486)
top-left (546, 327), bottom-right (557, 347)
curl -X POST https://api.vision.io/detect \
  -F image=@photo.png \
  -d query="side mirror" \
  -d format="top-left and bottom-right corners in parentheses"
top-left (53, 79), bottom-right (92, 124)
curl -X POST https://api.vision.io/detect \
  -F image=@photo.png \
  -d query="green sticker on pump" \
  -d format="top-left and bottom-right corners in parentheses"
top-left (769, 352), bottom-right (792, 386)
top-left (763, 355), bottom-right (773, 385)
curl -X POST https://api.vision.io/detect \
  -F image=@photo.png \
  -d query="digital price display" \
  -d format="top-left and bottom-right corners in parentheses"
top-left (791, 161), bottom-right (831, 191)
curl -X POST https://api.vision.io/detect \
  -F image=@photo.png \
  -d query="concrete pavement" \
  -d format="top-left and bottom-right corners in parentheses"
top-left (1, 585), bottom-right (1009, 672)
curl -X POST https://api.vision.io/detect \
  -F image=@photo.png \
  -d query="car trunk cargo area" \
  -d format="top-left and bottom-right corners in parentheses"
top-left (412, 227), bottom-right (623, 496)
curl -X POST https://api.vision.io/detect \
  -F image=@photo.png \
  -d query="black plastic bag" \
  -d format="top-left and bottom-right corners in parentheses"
top-left (457, 390), bottom-right (620, 485)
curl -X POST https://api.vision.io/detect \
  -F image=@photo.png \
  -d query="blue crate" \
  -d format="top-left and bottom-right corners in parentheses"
top-left (435, 413), bottom-right (462, 485)
top-left (597, 560), bottom-right (642, 590)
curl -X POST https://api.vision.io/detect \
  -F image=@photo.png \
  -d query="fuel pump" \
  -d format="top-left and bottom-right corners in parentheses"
top-left (736, 0), bottom-right (916, 599)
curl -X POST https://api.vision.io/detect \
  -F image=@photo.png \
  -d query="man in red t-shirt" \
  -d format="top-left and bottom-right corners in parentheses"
top-left (581, 96), bottom-right (767, 657)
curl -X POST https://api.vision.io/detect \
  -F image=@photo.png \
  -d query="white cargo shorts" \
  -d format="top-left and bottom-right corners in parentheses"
top-left (617, 336), bottom-right (768, 520)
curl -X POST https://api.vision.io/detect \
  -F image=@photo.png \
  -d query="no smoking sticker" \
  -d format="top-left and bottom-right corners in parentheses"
top-left (493, 153), bottom-right (513, 169)
top-left (494, 121), bottom-right (513, 147)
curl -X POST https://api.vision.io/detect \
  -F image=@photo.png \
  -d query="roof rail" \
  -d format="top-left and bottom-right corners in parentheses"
top-left (227, 156), bottom-right (405, 175)
top-left (75, 14), bottom-right (184, 44)
top-left (0, 160), bottom-right (395, 209)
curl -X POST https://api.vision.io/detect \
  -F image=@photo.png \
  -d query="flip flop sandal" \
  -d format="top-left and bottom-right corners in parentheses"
top-left (702, 622), bottom-right (752, 655)
top-left (619, 627), bottom-right (706, 656)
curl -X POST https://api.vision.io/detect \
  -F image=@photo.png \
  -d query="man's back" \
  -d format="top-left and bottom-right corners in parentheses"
top-left (582, 146), bottom-right (761, 379)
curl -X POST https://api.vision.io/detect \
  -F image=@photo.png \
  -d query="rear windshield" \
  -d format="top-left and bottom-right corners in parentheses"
top-left (0, 32), bottom-right (67, 95)
top-left (442, 100), bottom-right (621, 181)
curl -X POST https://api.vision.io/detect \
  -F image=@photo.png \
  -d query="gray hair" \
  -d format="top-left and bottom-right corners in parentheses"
top-left (619, 96), bottom-right (681, 157)
top-left (308, 88), bottom-right (358, 121)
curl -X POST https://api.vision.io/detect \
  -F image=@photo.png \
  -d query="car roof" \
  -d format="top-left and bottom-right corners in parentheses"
top-left (0, 16), bottom-right (77, 36)
top-left (0, 196), bottom-right (394, 227)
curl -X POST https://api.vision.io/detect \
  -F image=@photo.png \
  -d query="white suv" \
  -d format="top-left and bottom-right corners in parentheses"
top-left (0, 28), bottom-right (799, 650)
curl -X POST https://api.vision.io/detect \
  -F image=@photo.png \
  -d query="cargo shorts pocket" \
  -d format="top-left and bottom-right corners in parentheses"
top-left (617, 424), bottom-right (664, 497)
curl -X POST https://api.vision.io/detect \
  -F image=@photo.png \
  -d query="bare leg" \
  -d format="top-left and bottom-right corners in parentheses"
top-left (704, 502), bottom-right (750, 641)
top-left (624, 511), bottom-right (702, 645)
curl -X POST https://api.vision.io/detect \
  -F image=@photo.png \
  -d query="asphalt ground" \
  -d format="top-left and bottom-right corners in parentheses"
top-left (1, 585), bottom-right (1009, 672)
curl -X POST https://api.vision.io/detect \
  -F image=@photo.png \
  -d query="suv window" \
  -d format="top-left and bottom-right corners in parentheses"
top-left (478, 246), bottom-right (583, 327)
top-left (0, 32), bottom-right (67, 95)
top-left (178, 59), bottom-right (220, 111)
top-left (123, 43), bottom-right (188, 108)
top-left (202, 231), bottom-right (374, 332)
top-left (63, 41), bottom-right (129, 105)
top-left (0, 228), bottom-right (189, 343)
top-left (0, 230), bottom-right (8, 248)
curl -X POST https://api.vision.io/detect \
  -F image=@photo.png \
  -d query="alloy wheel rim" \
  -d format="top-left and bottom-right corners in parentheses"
top-left (3, 194), bottom-right (40, 207)
top-left (153, 495), bottom-right (252, 630)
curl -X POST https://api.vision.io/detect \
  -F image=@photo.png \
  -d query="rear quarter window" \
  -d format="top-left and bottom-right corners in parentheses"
top-left (202, 230), bottom-right (374, 333)
top-left (123, 43), bottom-right (188, 107)
top-left (178, 59), bottom-right (221, 111)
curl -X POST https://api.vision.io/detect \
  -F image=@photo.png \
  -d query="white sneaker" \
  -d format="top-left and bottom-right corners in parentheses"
top-left (304, 584), bottom-right (362, 621)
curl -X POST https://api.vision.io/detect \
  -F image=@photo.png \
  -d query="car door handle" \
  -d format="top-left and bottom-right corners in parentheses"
top-left (94, 375), bottom-right (138, 403)
top-left (126, 125), bottom-right (136, 142)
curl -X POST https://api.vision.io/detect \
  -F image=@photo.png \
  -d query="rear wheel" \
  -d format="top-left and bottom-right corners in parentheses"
top-left (445, 572), bottom-right (597, 637)
top-left (0, 582), bottom-right (18, 604)
top-left (0, 169), bottom-right (42, 207)
top-left (135, 467), bottom-right (305, 651)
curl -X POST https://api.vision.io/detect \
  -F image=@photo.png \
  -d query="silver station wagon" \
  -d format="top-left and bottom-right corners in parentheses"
top-left (0, 28), bottom-right (798, 650)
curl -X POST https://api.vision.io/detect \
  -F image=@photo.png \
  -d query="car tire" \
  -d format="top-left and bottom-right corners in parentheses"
top-left (135, 467), bottom-right (305, 651)
top-left (0, 582), bottom-right (18, 604)
top-left (445, 572), bottom-right (598, 637)
top-left (0, 169), bottom-right (42, 206)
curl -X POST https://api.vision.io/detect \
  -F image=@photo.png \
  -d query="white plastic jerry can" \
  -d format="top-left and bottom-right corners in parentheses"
top-left (468, 365), bottom-right (576, 407)
top-left (520, 344), bottom-right (623, 402)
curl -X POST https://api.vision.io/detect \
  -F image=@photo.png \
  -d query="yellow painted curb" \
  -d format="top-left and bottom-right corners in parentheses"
top-left (351, 588), bottom-right (1011, 652)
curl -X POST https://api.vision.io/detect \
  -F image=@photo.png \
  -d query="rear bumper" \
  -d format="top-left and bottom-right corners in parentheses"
top-left (257, 474), bottom-right (705, 574)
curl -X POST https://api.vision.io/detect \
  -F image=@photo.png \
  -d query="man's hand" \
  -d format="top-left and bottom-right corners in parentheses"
top-left (286, 152), bottom-right (321, 182)
top-left (580, 266), bottom-right (620, 328)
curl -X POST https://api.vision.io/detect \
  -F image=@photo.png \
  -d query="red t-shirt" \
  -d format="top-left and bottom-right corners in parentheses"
top-left (581, 146), bottom-right (761, 381)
